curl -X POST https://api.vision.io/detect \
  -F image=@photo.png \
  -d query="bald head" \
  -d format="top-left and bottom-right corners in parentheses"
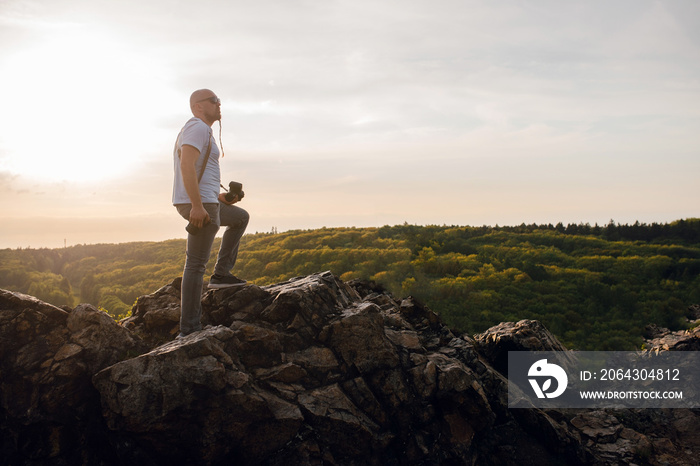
top-left (189, 89), bottom-right (221, 126)
top-left (190, 89), bottom-right (216, 112)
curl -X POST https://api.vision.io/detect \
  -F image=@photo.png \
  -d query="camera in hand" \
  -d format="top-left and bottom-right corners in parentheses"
top-left (225, 181), bottom-right (245, 202)
top-left (186, 218), bottom-right (211, 235)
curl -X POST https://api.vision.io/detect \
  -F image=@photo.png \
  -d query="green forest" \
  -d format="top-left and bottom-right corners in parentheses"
top-left (2, 219), bottom-right (699, 351)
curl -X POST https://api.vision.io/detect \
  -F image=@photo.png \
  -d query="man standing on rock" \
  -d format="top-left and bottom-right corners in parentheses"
top-left (172, 89), bottom-right (249, 337)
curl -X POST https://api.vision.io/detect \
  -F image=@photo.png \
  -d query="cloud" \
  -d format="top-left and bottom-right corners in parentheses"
top-left (0, 171), bottom-right (22, 192)
top-left (0, 0), bottom-right (698, 247)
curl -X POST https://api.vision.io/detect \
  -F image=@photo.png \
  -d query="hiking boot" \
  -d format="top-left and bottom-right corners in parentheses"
top-left (208, 274), bottom-right (247, 289)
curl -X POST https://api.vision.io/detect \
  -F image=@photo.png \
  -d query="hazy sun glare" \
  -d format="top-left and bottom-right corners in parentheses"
top-left (0, 24), bottom-right (179, 183)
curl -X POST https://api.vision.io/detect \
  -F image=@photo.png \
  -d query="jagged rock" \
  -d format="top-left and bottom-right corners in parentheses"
top-left (473, 319), bottom-right (576, 376)
top-left (96, 272), bottom-right (498, 465)
top-left (644, 324), bottom-right (700, 352)
top-left (2, 277), bottom-right (699, 465)
top-left (643, 303), bottom-right (700, 353)
top-left (565, 408), bottom-right (700, 466)
top-left (570, 410), bottom-right (653, 464)
top-left (0, 290), bottom-right (147, 465)
top-left (121, 277), bottom-right (184, 345)
top-left (93, 325), bottom-right (304, 464)
top-left (475, 318), bottom-right (567, 349)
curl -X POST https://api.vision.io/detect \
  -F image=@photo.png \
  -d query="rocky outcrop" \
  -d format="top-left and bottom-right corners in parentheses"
top-left (644, 324), bottom-right (700, 352)
top-left (0, 289), bottom-right (147, 465)
top-left (472, 319), bottom-right (577, 375)
top-left (643, 306), bottom-right (700, 352)
top-left (1, 273), bottom-right (699, 465)
top-left (566, 408), bottom-right (700, 466)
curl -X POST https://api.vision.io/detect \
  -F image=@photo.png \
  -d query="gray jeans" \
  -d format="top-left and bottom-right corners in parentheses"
top-left (176, 202), bottom-right (249, 334)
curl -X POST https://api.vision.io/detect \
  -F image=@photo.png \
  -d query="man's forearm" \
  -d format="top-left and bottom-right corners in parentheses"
top-left (180, 145), bottom-right (205, 208)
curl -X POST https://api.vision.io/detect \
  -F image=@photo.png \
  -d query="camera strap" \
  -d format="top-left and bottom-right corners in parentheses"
top-left (197, 131), bottom-right (213, 183)
top-left (175, 128), bottom-right (213, 182)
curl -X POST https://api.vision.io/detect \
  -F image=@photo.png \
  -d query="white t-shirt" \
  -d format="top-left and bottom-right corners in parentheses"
top-left (172, 117), bottom-right (221, 205)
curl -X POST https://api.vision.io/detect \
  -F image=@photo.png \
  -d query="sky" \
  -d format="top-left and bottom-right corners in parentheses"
top-left (1, 0), bottom-right (699, 249)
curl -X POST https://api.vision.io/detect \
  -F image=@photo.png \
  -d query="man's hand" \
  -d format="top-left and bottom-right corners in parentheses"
top-left (219, 192), bottom-right (239, 205)
top-left (189, 204), bottom-right (211, 228)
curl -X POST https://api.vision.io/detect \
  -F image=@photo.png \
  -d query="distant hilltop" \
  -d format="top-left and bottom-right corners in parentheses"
top-left (2, 272), bottom-right (699, 465)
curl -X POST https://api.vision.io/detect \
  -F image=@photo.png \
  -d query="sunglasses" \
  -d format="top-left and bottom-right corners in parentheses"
top-left (196, 96), bottom-right (221, 105)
